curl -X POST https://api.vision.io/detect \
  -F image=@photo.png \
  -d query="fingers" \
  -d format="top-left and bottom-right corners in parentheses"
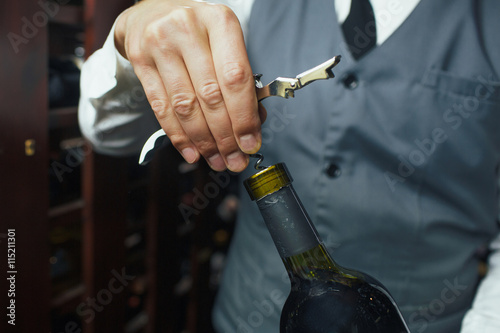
top-left (169, 7), bottom-right (250, 171)
top-left (133, 63), bottom-right (203, 166)
top-left (156, 55), bottom-right (231, 171)
top-left (123, 2), bottom-right (261, 172)
top-left (204, 6), bottom-right (262, 154)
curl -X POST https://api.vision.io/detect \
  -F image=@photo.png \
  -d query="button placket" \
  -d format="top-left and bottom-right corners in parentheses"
top-left (342, 73), bottom-right (359, 89)
top-left (325, 162), bottom-right (342, 178)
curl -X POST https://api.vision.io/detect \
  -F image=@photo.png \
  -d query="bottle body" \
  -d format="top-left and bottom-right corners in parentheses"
top-left (244, 163), bottom-right (410, 333)
top-left (281, 244), bottom-right (408, 332)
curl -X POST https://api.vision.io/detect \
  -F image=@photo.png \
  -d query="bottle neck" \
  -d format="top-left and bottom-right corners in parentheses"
top-left (256, 185), bottom-right (338, 279)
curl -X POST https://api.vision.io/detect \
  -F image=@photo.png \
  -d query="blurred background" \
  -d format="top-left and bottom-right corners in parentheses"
top-left (1, 1), bottom-right (239, 332)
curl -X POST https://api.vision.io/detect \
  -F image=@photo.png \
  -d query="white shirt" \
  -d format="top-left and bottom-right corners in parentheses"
top-left (229, 0), bottom-right (421, 46)
top-left (78, 1), bottom-right (500, 331)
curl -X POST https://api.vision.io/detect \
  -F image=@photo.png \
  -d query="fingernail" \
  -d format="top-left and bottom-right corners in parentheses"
top-left (239, 134), bottom-right (259, 153)
top-left (208, 153), bottom-right (226, 171)
top-left (226, 151), bottom-right (248, 172)
top-left (181, 147), bottom-right (197, 163)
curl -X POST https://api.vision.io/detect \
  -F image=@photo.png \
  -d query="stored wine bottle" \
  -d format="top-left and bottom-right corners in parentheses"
top-left (244, 162), bottom-right (410, 333)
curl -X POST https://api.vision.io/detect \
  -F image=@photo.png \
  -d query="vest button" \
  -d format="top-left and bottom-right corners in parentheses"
top-left (342, 73), bottom-right (358, 89)
top-left (325, 163), bottom-right (341, 178)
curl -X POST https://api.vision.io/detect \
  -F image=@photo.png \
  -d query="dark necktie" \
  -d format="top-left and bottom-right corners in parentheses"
top-left (341, 0), bottom-right (377, 60)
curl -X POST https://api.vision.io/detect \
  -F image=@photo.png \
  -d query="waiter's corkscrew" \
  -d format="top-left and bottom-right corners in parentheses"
top-left (249, 153), bottom-right (267, 170)
top-left (138, 56), bottom-right (341, 166)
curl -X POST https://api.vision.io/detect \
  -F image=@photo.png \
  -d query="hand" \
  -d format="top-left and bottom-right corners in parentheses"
top-left (115, 0), bottom-right (266, 172)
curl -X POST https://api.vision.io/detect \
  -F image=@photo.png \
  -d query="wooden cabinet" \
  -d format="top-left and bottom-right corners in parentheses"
top-left (1, 1), bottom-right (132, 332)
top-left (1, 1), bottom-right (235, 332)
top-left (0, 1), bottom-right (51, 332)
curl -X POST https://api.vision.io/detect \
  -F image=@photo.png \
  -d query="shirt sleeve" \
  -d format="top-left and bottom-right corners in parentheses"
top-left (460, 233), bottom-right (500, 332)
top-left (78, 1), bottom-right (254, 156)
top-left (78, 14), bottom-right (161, 156)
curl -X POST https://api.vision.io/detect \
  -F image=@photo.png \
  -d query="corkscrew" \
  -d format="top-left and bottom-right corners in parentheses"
top-left (249, 153), bottom-right (268, 170)
top-left (139, 56), bottom-right (341, 165)
top-left (253, 55), bottom-right (341, 101)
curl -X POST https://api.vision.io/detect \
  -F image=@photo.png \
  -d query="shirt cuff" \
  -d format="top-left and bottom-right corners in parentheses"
top-left (461, 233), bottom-right (500, 332)
top-left (78, 11), bottom-right (160, 156)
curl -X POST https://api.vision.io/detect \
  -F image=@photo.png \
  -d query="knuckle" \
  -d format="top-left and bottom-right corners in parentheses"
top-left (126, 44), bottom-right (153, 67)
top-left (210, 4), bottom-right (238, 25)
top-left (168, 7), bottom-right (197, 33)
top-left (168, 133), bottom-right (187, 147)
top-left (194, 139), bottom-right (217, 155)
top-left (198, 81), bottom-right (224, 109)
top-left (221, 62), bottom-right (252, 89)
top-left (171, 92), bottom-right (198, 120)
top-left (126, 46), bottom-right (142, 65)
top-left (213, 133), bottom-right (235, 149)
top-left (143, 20), bottom-right (168, 45)
top-left (233, 113), bottom-right (261, 133)
top-left (149, 98), bottom-right (168, 120)
top-left (143, 9), bottom-right (196, 46)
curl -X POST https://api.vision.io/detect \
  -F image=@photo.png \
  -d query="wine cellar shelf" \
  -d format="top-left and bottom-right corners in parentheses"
top-left (1, 1), bottom-right (237, 332)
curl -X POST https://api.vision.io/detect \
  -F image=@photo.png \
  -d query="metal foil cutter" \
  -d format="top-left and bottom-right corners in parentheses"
top-left (139, 55), bottom-right (341, 165)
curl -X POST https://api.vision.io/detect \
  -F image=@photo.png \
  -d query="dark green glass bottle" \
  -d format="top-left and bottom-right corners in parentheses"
top-left (244, 163), bottom-right (410, 333)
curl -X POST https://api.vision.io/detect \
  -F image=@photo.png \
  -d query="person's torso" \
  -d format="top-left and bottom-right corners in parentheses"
top-left (213, 1), bottom-right (500, 332)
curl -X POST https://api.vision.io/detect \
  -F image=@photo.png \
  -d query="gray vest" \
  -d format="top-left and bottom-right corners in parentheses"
top-left (213, 1), bottom-right (500, 332)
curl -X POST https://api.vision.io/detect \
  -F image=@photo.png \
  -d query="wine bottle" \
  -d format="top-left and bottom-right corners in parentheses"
top-left (244, 162), bottom-right (410, 333)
